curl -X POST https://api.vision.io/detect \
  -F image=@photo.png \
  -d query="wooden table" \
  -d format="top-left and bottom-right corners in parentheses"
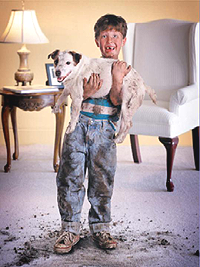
top-left (0, 87), bottom-right (66, 173)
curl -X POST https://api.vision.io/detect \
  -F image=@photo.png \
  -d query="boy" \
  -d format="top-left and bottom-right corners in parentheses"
top-left (54, 14), bottom-right (130, 254)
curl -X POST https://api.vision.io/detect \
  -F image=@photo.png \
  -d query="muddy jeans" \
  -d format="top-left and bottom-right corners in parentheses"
top-left (56, 114), bottom-right (117, 235)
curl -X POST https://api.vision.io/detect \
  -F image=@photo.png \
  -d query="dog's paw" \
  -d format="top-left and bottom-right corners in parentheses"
top-left (115, 127), bottom-right (130, 144)
top-left (52, 104), bottom-right (61, 114)
top-left (65, 123), bottom-right (76, 134)
top-left (114, 134), bottom-right (124, 144)
top-left (65, 124), bottom-right (72, 134)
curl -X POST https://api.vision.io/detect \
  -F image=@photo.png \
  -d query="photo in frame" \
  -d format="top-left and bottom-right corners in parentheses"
top-left (45, 63), bottom-right (64, 89)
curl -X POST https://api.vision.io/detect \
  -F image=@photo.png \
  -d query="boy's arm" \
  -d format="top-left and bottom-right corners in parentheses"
top-left (83, 73), bottom-right (103, 99)
top-left (110, 61), bottom-right (131, 106)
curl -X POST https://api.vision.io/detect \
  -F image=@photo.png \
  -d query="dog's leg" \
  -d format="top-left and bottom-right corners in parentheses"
top-left (115, 86), bottom-right (144, 144)
top-left (145, 84), bottom-right (157, 104)
top-left (115, 112), bottom-right (133, 144)
top-left (53, 87), bottom-right (70, 114)
top-left (131, 69), bottom-right (157, 104)
top-left (66, 83), bottom-right (83, 134)
top-left (66, 98), bottom-right (82, 134)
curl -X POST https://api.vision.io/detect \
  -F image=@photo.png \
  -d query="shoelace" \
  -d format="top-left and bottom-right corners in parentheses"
top-left (96, 231), bottom-right (112, 240)
top-left (56, 231), bottom-right (75, 244)
top-left (64, 232), bottom-right (76, 242)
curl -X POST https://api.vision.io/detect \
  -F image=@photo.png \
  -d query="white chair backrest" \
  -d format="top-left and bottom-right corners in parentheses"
top-left (123, 19), bottom-right (198, 101)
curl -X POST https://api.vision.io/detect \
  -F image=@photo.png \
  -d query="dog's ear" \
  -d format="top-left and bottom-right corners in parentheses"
top-left (48, 49), bottom-right (60, 60)
top-left (69, 51), bottom-right (82, 65)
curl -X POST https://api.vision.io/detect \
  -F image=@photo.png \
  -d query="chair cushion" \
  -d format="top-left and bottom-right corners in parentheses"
top-left (129, 99), bottom-right (199, 138)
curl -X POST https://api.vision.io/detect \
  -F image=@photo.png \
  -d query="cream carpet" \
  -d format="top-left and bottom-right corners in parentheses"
top-left (0, 144), bottom-right (199, 267)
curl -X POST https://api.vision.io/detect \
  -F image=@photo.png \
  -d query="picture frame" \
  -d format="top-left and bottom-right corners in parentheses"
top-left (45, 63), bottom-right (64, 89)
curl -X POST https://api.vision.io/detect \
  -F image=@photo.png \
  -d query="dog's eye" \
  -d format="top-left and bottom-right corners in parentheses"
top-left (66, 61), bottom-right (71, 65)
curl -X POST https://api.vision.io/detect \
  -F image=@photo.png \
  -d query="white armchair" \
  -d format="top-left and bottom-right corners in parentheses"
top-left (122, 19), bottom-right (199, 191)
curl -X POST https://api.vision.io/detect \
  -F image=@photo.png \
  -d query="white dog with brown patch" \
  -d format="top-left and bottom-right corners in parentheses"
top-left (48, 49), bottom-right (156, 143)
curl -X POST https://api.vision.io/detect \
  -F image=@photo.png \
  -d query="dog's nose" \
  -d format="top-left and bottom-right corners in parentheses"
top-left (55, 70), bottom-right (61, 77)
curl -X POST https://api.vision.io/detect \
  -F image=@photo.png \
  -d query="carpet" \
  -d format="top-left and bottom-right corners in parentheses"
top-left (0, 144), bottom-right (199, 266)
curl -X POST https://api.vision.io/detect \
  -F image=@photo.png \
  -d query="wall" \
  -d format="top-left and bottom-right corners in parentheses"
top-left (0, 0), bottom-right (199, 146)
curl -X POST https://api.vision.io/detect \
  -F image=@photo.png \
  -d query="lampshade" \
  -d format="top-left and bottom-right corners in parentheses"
top-left (0, 9), bottom-right (49, 44)
top-left (0, 9), bottom-right (49, 86)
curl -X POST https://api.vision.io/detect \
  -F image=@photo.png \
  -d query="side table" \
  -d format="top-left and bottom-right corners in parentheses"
top-left (0, 87), bottom-right (66, 173)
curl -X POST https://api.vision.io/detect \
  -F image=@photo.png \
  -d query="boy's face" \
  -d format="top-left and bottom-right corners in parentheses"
top-left (95, 29), bottom-right (126, 59)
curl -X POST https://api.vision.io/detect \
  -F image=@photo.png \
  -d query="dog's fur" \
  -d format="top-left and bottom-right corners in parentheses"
top-left (48, 50), bottom-right (156, 143)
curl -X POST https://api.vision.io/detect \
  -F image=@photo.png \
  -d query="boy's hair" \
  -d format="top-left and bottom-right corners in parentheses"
top-left (94, 14), bottom-right (127, 39)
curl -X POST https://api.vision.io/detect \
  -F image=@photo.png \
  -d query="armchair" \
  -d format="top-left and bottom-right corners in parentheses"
top-left (122, 19), bottom-right (199, 191)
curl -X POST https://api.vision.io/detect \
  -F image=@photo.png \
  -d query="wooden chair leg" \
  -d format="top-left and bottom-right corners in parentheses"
top-left (192, 127), bottom-right (199, 171)
top-left (130, 134), bottom-right (142, 163)
top-left (159, 136), bottom-right (179, 192)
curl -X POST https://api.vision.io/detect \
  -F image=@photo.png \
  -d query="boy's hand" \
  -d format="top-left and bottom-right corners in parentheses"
top-left (112, 61), bottom-right (131, 84)
top-left (83, 73), bottom-right (103, 99)
top-left (110, 61), bottom-right (131, 106)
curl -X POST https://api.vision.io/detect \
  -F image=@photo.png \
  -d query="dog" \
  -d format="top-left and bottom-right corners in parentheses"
top-left (48, 49), bottom-right (157, 143)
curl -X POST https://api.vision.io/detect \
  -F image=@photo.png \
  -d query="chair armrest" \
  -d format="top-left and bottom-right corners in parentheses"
top-left (169, 84), bottom-right (199, 114)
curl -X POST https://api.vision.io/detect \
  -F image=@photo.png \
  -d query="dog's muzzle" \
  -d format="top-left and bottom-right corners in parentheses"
top-left (55, 69), bottom-right (66, 82)
top-left (56, 70), bottom-right (72, 82)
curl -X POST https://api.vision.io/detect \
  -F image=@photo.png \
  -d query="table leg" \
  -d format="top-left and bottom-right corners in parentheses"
top-left (11, 106), bottom-right (19, 160)
top-left (1, 105), bottom-right (11, 172)
top-left (53, 105), bottom-right (66, 172)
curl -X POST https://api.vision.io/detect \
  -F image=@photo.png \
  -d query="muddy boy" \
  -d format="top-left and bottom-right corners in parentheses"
top-left (54, 14), bottom-right (130, 253)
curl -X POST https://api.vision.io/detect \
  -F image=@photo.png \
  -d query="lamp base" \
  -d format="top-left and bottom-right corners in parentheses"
top-left (15, 44), bottom-right (34, 86)
top-left (15, 71), bottom-right (34, 86)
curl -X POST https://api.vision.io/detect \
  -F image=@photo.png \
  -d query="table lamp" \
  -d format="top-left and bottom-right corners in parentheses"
top-left (0, 8), bottom-right (49, 86)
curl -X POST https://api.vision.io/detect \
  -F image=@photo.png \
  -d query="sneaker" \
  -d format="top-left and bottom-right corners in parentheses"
top-left (54, 231), bottom-right (80, 254)
top-left (92, 231), bottom-right (117, 249)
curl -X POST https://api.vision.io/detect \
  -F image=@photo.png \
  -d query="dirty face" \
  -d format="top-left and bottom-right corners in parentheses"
top-left (95, 29), bottom-right (126, 59)
top-left (48, 50), bottom-right (82, 83)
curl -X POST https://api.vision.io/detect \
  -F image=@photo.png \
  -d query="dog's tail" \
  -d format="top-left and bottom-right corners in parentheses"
top-left (145, 85), bottom-right (157, 104)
